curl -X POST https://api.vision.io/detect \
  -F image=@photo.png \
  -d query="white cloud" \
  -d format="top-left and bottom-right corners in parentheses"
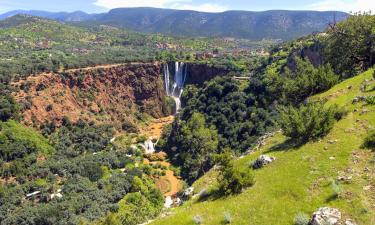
top-left (310, 0), bottom-right (375, 13)
top-left (93, 0), bottom-right (227, 12)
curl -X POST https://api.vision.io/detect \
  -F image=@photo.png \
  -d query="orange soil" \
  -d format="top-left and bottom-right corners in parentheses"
top-left (141, 116), bottom-right (182, 197)
top-left (139, 116), bottom-right (174, 139)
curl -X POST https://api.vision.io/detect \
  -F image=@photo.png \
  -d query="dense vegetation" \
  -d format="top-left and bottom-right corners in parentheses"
top-left (161, 13), bottom-right (375, 184)
top-left (151, 69), bottom-right (375, 225)
top-left (0, 119), bottom-right (164, 224)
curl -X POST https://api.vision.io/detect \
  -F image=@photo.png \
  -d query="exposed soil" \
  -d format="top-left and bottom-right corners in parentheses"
top-left (12, 63), bottom-right (169, 129)
top-left (140, 116), bottom-right (182, 197)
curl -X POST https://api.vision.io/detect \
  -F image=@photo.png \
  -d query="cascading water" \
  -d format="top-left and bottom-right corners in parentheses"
top-left (163, 62), bottom-right (188, 113)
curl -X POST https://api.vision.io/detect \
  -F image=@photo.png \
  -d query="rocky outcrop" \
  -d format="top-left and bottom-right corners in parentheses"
top-left (310, 207), bottom-right (341, 225)
top-left (252, 155), bottom-right (276, 169)
top-left (185, 63), bottom-right (231, 86)
top-left (13, 63), bottom-right (170, 129)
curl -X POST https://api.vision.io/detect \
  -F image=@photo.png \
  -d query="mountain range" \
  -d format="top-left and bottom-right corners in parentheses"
top-left (0, 7), bottom-right (348, 40)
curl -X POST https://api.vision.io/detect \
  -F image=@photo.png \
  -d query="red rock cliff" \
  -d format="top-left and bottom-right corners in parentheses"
top-left (13, 63), bottom-right (169, 129)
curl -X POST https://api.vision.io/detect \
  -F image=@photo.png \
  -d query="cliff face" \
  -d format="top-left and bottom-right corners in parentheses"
top-left (13, 63), bottom-right (169, 129)
top-left (185, 63), bottom-right (230, 86)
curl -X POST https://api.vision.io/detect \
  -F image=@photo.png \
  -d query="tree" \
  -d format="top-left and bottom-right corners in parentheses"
top-left (278, 102), bottom-right (343, 143)
top-left (215, 150), bottom-right (255, 195)
top-left (0, 94), bottom-right (19, 122)
top-left (167, 113), bottom-right (219, 182)
top-left (324, 13), bottom-right (375, 77)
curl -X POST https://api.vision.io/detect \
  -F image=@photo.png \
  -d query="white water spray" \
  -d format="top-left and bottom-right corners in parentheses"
top-left (163, 62), bottom-right (188, 113)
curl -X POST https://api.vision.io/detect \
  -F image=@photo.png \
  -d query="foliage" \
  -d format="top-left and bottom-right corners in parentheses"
top-left (0, 118), bottom-right (163, 225)
top-left (324, 13), bottom-right (375, 78)
top-left (101, 176), bottom-right (164, 225)
top-left (223, 212), bottom-right (232, 224)
top-left (180, 77), bottom-right (275, 152)
top-left (0, 94), bottom-right (19, 122)
top-left (50, 119), bottom-right (113, 157)
top-left (249, 58), bottom-right (339, 105)
top-left (215, 151), bottom-right (255, 195)
top-left (164, 113), bottom-right (218, 183)
top-left (363, 130), bottom-right (375, 150)
top-left (330, 179), bottom-right (343, 198)
top-left (293, 212), bottom-right (310, 225)
top-left (192, 215), bottom-right (203, 225)
top-left (0, 120), bottom-right (54, 162)
top-left (278, 102), bottom-right (343, 143)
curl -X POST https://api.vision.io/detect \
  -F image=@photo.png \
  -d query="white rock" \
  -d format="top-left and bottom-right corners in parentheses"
top-left (345, 219), bottom-right (357, 225)
top-left (311, 207), bottom-right (341, 225)
top-left (252, 155), bottom-right (276, 169)
top-left (164, 196), bottom-right (173, 208)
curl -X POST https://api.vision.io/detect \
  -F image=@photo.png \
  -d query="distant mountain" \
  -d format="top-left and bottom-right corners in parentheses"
top-left (0, 10), bottom-right (94, 22)
top-left (0, 7), bottom-right (348, 40)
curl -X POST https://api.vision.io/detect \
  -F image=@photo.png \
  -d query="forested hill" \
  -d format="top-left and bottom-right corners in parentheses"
top-left (0, 8), bottom-right (348, 40)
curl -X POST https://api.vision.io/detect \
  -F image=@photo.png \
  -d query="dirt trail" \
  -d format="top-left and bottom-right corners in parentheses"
top-left (140, 116), bottom-right (181, 197)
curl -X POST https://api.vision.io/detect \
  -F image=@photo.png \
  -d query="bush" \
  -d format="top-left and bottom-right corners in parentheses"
top-left (278, 102), bottom-right (342, 143)
top-left (193, 215), bottom-right (203, 224)
top-left (293, 212), bottom-right (310, 225)
top-left (363, 130), bottom-right (375, 150)
top-left (122, 120), bottom-right (139, 133)
top-left (0, 94), bottom-right (20, 122)
top-left (215, 151), bottom-right (255, 195)
top-left (331, 179), bottom-right (343, 198)
top-left (136, 135), bottom-right (147, 143)
top-left (223, 212), bottom-right (232, 224)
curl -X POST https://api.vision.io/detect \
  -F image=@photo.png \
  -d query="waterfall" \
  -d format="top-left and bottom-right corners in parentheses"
top-left (163, 62), bottom-right (188, 113)
top-left (141, 139), bottom-right (156, 154)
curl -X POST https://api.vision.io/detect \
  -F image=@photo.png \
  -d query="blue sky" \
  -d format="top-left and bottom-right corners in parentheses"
top-left (0, 0), bottom-right (374, 14)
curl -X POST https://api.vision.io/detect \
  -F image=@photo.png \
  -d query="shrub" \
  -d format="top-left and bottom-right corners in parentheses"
top-left (293, 212), bottom-right (310, 225)
top-left (0, 94), bottom-right (20, 122)
top-left (278, 102), bottom-right (342, 143)
top-left (363, 130), bottom-right (375, 151)
top-left (46, 104), bottom-right (53, 112)
top-left (122, 120), bottom-right (138, 133)
top-left (365, 96), bottom-right (375, 105)
top-left (136, 135), bottom-right (147, 143)
top-left (223, 212), bottom-right (232, 224)
top-left (215, 151), bottom-right (255, 195)
top-left (193, 215), bottom-right (203, 224)
top-left (331, 179), bottom-right (343, 198)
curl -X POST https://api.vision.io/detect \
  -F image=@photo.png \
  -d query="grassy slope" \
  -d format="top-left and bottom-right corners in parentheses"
top-left (151, 69), bottom-right (375, 225)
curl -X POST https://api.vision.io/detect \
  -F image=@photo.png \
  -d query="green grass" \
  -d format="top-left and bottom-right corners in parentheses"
top-left (151, 69), bottom-right (375, 225)
top-left (0, 120), bottom-right (54, 156)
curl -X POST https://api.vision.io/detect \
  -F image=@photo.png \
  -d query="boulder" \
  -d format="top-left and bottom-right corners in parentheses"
top-left (252, 155), bottom-right (276, 169)
top-left (164, 196), bottom-right (173, 208)
top-left (310, 207), bottom-right (341, 225)
top-left (183, 187), bottom-right (194, 197)
top-left (345, 219), bottom-right (357, 225)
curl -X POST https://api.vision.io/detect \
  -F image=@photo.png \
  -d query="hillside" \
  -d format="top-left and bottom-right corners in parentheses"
top-left (0, 8), bottom-right (348, 40)
top-left (151, 69), bottom-right (375, 225)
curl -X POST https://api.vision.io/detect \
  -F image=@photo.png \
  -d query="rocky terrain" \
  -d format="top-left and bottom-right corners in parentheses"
top-left (12, 63), bottom-right (169, 129)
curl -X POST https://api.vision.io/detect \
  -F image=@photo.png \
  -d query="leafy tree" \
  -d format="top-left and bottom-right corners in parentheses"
top-left (0, 94), bottom-right (19, 122)
top-left (166, 113), bottom-right (219, 182)
top-left (215, 150), bottom-right (254, 195)
top-left (324, 13), bottom-right (375, 77)
top-left (278, 102), bottom-right (343, 143)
